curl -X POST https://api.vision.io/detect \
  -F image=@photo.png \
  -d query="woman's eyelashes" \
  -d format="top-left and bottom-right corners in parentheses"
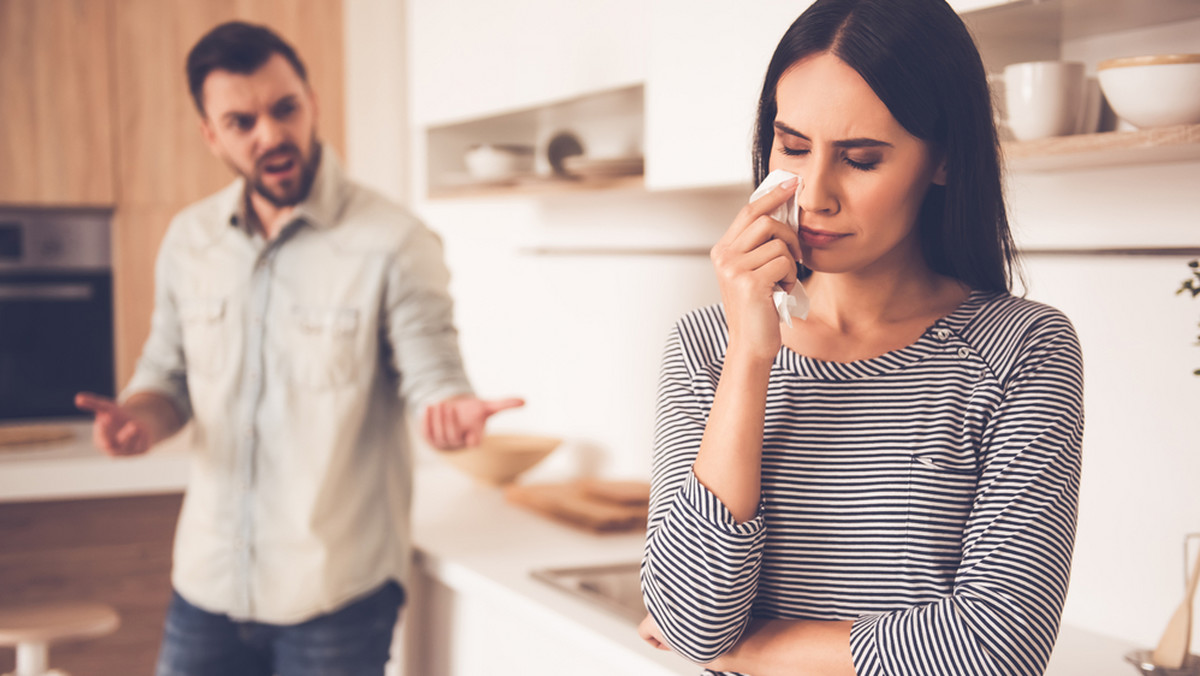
top-left (844, 155), bottom-right (880, 171)
top-left (776, 145), bottom-right (880, 171)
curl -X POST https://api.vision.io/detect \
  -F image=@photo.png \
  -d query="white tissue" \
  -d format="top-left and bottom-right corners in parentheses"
top-left (749, 169), bottom-right (810, 326)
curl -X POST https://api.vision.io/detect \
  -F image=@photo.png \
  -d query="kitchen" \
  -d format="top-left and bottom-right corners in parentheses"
top-left (1, 0), bottom-right (1198, 674)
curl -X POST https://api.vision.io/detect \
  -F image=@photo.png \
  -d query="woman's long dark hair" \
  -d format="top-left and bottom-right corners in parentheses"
top-left (753, 0), bottom-right (1017, 292)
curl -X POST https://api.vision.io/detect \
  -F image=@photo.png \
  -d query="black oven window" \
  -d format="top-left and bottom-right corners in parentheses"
top-left (0, 224), bottom-right (22, 261)
top-left (0, 272), bottom-right (115, 420)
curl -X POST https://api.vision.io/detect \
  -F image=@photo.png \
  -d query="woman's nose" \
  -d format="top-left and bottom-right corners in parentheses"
top-left (797, 164), bottom-right (839, 215)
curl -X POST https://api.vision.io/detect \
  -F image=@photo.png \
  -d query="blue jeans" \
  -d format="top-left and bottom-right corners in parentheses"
top-left (155, 582), bottom-right (405, 676)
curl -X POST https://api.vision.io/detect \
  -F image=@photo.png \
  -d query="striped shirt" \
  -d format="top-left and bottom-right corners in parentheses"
top-left (641, 290), bottom-right (1084, 676)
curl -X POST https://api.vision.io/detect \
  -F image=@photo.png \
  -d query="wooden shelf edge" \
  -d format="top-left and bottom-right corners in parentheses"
top-left (1004, 124), bottom-right (1200, 172)
top-left (427, 174), bottom-right (645, 200)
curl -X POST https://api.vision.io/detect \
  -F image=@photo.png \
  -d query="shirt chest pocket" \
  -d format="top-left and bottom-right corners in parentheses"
top-left (905, 453), bottom-right (979, 561)
top-left (179, 298), bottom-right (227, 378)
top-left (286, 305), bottom-right (362, 390)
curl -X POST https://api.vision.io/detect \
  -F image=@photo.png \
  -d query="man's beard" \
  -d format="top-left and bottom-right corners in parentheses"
top-left (250, 138), bottom-right (321, 208)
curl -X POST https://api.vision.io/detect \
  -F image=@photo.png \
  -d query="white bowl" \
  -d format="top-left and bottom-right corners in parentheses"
top-left (1097, 54), bottom-right (1200, 129)
top-left (463, 144), bottom-right (535, 182)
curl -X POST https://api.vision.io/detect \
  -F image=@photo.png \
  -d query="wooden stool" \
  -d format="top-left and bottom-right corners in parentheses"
top-left (0, 603), bottom-right (119, 676)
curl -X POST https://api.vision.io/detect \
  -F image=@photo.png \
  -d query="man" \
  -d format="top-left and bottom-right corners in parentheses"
top-left (75, 21), bottom-right (521, 676)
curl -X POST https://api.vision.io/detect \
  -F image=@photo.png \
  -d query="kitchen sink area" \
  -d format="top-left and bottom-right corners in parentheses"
top-left (531, 561), bottom-right (645, 625)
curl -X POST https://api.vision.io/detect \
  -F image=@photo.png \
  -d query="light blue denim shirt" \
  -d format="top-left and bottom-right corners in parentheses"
top-left (124, 149), bottom-right (473, 623)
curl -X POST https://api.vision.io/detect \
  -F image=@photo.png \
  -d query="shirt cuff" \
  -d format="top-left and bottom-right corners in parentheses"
top-left (411, 380), bottom-right (475, 413)
top-left (850, 613), bottom-right (885, 676)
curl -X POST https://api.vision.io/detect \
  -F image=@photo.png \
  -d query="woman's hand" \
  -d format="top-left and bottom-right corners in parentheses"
top-left (638, 613), bottom-right (671, 651)
top-left (711, 176), bottom-right (802, 363)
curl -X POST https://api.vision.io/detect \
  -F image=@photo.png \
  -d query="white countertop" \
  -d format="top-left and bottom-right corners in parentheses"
top-left (0, 429), bottom-right (1144, 674)
top-left (410, 462), bottom-right (692, 675)
top-left (410, 462), bottom-right (1144, 676)
top-left (0, 420), bottom-right (190, 503)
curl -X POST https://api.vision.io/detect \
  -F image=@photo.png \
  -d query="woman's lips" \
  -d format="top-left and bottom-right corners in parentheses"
top-left (799, 225), bottom-right (849, 247)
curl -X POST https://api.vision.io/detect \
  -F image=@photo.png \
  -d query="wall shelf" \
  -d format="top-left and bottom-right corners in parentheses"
top-left (1004, 124), bottom-right (1200, 172)
top-left (424, 85), bottom-right (644, 200)
top-left (962, 0), bottom-right (1200, 69)
top-left (963, 0), bottom-right (1200, 174)
top-left (427, 174), bottom-right (644, 200)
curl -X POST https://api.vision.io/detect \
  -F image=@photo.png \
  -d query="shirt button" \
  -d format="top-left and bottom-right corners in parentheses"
top-left (935, 328), bottom-right (951, 340)
top-left (957, 347), bottom-right (971, 358)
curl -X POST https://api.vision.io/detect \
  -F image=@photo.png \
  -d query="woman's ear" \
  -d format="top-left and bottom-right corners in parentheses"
top-left (932, 156), bottom-right (947, 186)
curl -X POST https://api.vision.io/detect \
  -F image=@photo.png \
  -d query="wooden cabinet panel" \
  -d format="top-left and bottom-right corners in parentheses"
top-left (110, 0), bottom-right (345, 386)
top-left (0, 493), bottom-right (183, 676)
top-left (0, 0), bottom-right (116, 206)
top-left (112, 205), bottom-right (179, 386)
top-left (110, 0), bottom-right (346, 208)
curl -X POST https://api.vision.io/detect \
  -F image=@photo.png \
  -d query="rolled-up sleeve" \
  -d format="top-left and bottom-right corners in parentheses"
top-left (383, 222), bottom-right (473, 412)
top-left (641, 325), bottom-right (767, 663)
top-left (121, 221), bottom-right (192, 422)
top-left (850, 317), bottom-right (1084, 676)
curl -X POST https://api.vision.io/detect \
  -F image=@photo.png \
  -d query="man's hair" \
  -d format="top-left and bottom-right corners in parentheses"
top-left (186, 21), bottom-right (308, 116)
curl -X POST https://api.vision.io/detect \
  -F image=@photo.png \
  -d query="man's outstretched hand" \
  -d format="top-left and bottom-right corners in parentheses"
top-left (422, 395), bottom-right (525, 449)
top-left (75, 392), bottom-right (153, 456)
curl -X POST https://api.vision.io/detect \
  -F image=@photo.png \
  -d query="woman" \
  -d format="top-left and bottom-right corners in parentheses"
top-left (638, 1), bottom-right (1084, 675)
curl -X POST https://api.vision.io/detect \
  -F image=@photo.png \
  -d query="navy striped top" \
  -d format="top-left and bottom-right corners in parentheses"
top-left (641, 290), bottom-right (1084, 676)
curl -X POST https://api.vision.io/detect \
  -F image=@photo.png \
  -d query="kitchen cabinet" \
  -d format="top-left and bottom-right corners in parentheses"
top-left (0, 0), bottom-right (116, 206)
top-left (107, 0), bottom-right (346, 386)
top-left (643, 0), bottom-right (815, 191)
top-left (0, 493), bottom-right (183, 676)
top-left (412, 0), bottom-right (1199, 200)
top-left (407, 0), bottom-right (648, 127)
top-left (399, 464), bottom-right (691, 676)
top-left (403, 569), bottom-right (679, 676)
top-left (0, 0), bottom-right (346, 386)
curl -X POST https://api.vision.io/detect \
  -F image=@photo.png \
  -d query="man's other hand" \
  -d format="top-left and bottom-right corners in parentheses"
top-left (422, 395), bottom-right (525, 450)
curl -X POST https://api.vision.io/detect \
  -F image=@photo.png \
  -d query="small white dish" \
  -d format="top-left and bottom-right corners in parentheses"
top-left (464, 144), bottom-right (536, 182)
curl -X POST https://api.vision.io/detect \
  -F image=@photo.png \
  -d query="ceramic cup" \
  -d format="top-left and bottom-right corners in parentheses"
top-left (1003, 61), bottom-right (1086, 141)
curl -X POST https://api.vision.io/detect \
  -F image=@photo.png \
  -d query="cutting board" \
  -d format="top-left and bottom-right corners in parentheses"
top-left (0, 424), bottom-right (75, 449)
top-left (504, 479), bottom-right (650, 534)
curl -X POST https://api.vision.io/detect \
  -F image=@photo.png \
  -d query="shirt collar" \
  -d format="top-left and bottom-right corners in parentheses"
top-left (217, 144), bottom-right (349, 236)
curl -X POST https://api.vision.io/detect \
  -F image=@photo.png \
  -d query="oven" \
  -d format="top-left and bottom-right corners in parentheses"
top-left (0, 210), bottom-right (114, 421)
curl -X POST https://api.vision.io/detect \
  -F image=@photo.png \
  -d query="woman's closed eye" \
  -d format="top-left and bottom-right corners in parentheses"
top-left (777, 145), bottom-right (881, 171)
top-left (843, 153), bottom-right (880, 171)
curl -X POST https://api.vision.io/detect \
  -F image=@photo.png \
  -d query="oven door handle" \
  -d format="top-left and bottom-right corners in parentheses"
top-left (0, 283), bottom-right (94, 301)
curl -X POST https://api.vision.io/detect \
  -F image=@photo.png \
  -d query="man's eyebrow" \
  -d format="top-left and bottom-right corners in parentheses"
top-left (221, 110), bottom-right (254, 123)
top-left (773, 121), bottom-right (893, 149)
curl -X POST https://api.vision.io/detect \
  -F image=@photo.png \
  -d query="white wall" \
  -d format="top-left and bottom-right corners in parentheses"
top-left (414, 189), bottom-right (739, 481)
top-left (1007, 162), bottom-right (1200, 650)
